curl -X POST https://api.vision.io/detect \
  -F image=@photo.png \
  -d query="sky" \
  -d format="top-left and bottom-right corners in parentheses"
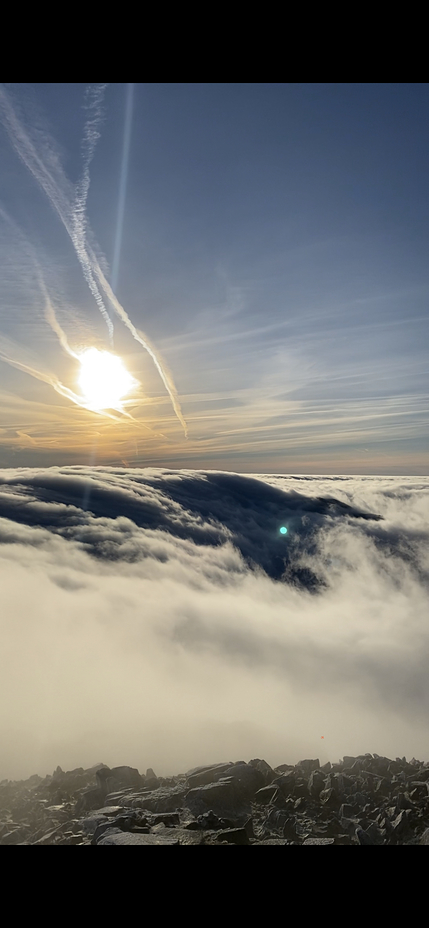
top-left (1, 85), bottom-right (429, 779)
top-left (0, 83), bottom-right (428, 474)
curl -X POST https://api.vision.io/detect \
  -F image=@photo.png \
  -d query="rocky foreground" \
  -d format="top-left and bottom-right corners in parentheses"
top-left (2, 754), bottom-right (429, 845)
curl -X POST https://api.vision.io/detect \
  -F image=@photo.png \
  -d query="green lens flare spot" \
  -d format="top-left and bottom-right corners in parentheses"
top-left (280, 526), bottom-right (287, 535)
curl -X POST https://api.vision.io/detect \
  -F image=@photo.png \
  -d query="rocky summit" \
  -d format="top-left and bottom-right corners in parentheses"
top-left (2, 754), bottom-right (429, 845)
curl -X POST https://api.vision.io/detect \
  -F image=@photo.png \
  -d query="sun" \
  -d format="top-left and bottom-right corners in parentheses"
top-left (78, 347), bottom-right (137, 411)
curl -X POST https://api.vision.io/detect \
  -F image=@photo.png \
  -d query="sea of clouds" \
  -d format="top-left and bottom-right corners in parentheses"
top-left (1, 466), bottom-right (428, 779)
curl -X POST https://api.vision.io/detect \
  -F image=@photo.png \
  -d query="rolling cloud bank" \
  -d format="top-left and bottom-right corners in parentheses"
top-left (1, 467), bottom-right (428, 779)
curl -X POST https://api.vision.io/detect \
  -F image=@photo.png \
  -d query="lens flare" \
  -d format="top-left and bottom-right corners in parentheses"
top-left (280, 526), bottom-right (288, 535)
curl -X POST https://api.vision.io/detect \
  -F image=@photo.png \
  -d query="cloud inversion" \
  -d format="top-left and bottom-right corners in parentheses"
top-left (1, 467), bottom-right (428, 778)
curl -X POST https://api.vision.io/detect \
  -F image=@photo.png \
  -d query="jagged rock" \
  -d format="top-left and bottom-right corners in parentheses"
top-left (223, 763), bottom-right (265, 796)
top-left (249, 759), bottom-right (277, 784)
top-left (185, 777), bottom-right (250, 818)
top-left (92, 812), bottom-right (152, 844)
top-left (254, 786), bottom-right (279, 804)
top-left (144, 768), bottom-right (160, 790)
top-left (211, 828), bottom-right (250, 845)
top-left (97, 828), bottom-right (180, 845)
top-left (103, 789), bottom-right (137, 805)
top-left (409, 782), bottom-right (428, 799)
top-left (349, 791), bottom-right (367, 809)
top-left (273, 771), bottom-right (296, 795)
top-left (282, 817), bottom-right (298, 840)
top-left (320, 761), bottom-right (331, 773)
top-left (297, 759), bottom-right (320, 773)
top-left (355, 826), bottom-right (374, 845)
top-left (148, 812), bottom-right (181, 827)
top-left (75, 787), bottom-right (109, 813)
top-left (342, 756), bottom-right (359, 767)
top-left (391, 810), bottom-right (412, 837)
top-left (294, 797), bottom-right (306, 811)
top-left (3, 752), bottom-right (429, 845)
top-left (308, 770), bottom-right (325, 798)
top-left (338, 803), bottom-right (354, 819)
top-left (302, 837), bottom-right (335, 845)
top-left (254, 838), bottom-right (288, 845)
top-left (127, 785), bottom-right (188, 813)
top-left (96, 766), bottom-right (144, 793)
top-left (80, 807), bottom-right (125, 834)
top-left (186, 763), bottom-right (232, 788)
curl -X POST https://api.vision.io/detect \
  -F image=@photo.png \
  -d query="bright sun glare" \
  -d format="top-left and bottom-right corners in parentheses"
top-left (78, 347), bottom-right (136, 411)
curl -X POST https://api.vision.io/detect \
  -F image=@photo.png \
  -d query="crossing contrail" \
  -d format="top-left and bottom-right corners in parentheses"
top-left (0, 84), bottom-right (187, 435)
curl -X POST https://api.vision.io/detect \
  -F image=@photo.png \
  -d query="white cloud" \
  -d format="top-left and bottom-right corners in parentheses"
top-left (0, 467), bottom-right (428, 779)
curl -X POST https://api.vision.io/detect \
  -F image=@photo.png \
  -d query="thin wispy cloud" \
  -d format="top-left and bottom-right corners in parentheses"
top-left (0, 84), bottom-right (428, 471)
top-left (0, 84), bottom-right (187, 435)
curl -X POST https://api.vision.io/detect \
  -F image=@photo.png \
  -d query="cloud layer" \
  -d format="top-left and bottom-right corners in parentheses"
top-left (1, 467), bottom-right (428, 778)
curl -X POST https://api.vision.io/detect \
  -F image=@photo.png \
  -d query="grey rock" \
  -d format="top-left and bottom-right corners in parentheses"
top-left (297, 759), bottom-right (320, 773)
top-left (212, 828), bottom-right (250, 845)
top-left (254, 786), bottom-right (279, 804)
top-left (97, 828), bottom-right (180, 845)
top-left (248, 759), bottom-right (277, 784)
top-left (186, 763), bottom-right (233, 789)
top-left (80, 807), bottom-right (125, 834)
top-left (409, 782), bottom-right (428, 799)
top-left (128, 784), bottom-right (188, 813)
top-left (224, 763), bottom-right (265, 796)
top-left (185, 778), bottom-right (249, 818)
top-left (75, 787), bottom-right (109, 813)
top-left (391, 810), bottom-right (412, 836)
top-left (253, 837), bottom-right (288, 845)
top-left (3, 751), bottom-right (429, 846)
top-left (274, 764), bottom-right (295, 774)
top-left (273, 771), bottom-right (296, 795)
top-left (103, 789), bottom-right (137, 805)
top-left (319, 788), bottom-right (336, 805)
top-left (342, 756), bottom-right (359, 767)
top-left (355, 826), bottom-right (373, 845)
top-left (302, 837), bottom-right (335, 845)
top-left (308, 770), bottom-right (325, 798)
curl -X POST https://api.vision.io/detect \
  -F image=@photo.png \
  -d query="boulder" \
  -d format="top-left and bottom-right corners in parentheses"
top-left (97, 828), bottom-right (180, 845)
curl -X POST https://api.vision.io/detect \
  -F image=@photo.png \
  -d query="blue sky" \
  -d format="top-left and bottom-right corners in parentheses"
top-left (0, 83), bottom-right (428, 473)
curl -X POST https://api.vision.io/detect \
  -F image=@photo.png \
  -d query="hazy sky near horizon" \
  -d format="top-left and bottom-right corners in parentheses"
top-left (0, 83), bottom-right (428, 473)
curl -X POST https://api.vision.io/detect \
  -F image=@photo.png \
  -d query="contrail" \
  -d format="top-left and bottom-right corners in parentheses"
top-left (0, 334), bottom-right (91, 410)
top-left (0, 202), bottom-right (79, 362)
top-left (72, 84), bottom-right (114, 344)
top-left (0, 208), bottom-right (164, 434)
top-left (0, 84), bottom-right (188, 436)
top-left (111, 83), bottom-right (134, 294)
top-left (0, 338), bottom-right (163, 432)
top-left (0, 86), bottom-right (72, 230)
top-left (91, 260), bottom-right (188, 436)
top-left (0, 205), bottom-right (161, 432)
top-left (43, 291), bottom-right (79, 360)
top-left (0, 84), bottom-right (113, 343)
